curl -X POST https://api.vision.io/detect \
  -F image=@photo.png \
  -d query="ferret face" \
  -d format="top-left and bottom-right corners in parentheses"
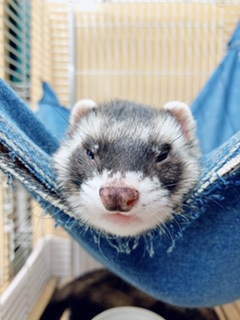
top-left (54, 100), bottom-right (200, 237)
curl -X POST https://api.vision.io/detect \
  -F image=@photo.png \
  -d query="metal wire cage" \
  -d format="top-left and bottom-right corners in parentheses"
top-left (0, 1), bottom-right (240, 319)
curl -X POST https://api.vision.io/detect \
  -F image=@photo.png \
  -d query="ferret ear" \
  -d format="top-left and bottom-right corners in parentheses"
top-left (163, 101), bottom-right (196, 141)
top-left (69, 99), bottom-right (97, 134)
top-left (70, 99), bottom-right (97, 126)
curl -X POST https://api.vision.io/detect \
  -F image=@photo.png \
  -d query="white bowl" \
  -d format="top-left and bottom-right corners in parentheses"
top-left (91, 306), bottom-right (166, 320)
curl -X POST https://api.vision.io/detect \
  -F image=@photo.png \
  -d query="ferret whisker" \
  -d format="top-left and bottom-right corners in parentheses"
top-left (172, 216), bottom-right (184, 232)
top-left (160, 223), bottom-right (174, 243)
top-left (50, 104), bottom-right (92, 144)
top-left (199, 195), bottom-right (225, 209)
top-left (153, 115), bottom-right (168, 142)
top-left (177, 212), bottom-right (191, 223)
top-left (170, 124), bottom-right (198, 145)
top-left (97, 231), bottom-right (110, 261)
top-left (183, 91), bottom-right (200, 104)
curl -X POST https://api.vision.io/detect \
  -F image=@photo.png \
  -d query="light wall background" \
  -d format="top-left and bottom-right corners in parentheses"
top-left (33, 1), bottom-right (240, 108)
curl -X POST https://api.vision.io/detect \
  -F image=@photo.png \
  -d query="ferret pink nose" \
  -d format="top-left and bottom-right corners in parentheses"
top-left (99, 187), bottom-right (139, 212)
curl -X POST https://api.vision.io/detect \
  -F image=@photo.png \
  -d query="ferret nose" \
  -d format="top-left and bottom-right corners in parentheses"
top-left (99, 187), bottom-right (139, 212)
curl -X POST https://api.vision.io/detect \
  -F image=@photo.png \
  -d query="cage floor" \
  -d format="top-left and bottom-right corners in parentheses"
top-left (215, 300), bottom-right (240, 320)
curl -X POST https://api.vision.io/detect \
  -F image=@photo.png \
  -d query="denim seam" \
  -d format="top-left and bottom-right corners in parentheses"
top-left (0, 117), bottom-right (51, 169)
top-left (0, 131), bottom-right (56, 191)
top-left (0, 151), bottom-right (69, 214)
top-left (0, 119), bottom-right (57, 190)
top-left (192, 142), bottom-right (240, 198)
top-left (204, 143), bottom-right (239, 180)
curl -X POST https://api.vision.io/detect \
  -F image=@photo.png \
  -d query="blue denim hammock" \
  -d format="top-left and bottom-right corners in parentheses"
top-left (0, 22), bottom-right (240, 308)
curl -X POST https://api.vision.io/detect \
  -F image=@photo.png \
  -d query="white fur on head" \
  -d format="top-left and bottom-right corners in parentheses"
top-left (70, 99), bottom-right (97, 130)
top-left (163, 101), bottom-right (196, 141)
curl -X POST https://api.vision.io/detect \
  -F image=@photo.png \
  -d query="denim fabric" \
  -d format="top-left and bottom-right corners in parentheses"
top-left (36, 81), bottom-right (70, 141)
top-left (0, 81), bottom-right (59, 155)
top-left (191, 21), bottom-right (240, 154)
top-left (0, 22), bottom-right (240, 308)
top-left (0, 78), bottom-right (240, 308)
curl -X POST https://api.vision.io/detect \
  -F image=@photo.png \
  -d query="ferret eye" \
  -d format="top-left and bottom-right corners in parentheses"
top-left (156, 144), bottom-right (171, 163)
top-left (86, 149), bottom-right (95, 160)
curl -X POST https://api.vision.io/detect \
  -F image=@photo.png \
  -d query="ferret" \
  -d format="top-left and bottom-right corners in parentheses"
top-left (53, 99), bottom-right (200, 237)
top-left (40, 269), bottom-right (219, 320)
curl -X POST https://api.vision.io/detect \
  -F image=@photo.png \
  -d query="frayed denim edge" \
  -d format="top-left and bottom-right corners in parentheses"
top-left (0, 124), bottom-right (240, 256)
